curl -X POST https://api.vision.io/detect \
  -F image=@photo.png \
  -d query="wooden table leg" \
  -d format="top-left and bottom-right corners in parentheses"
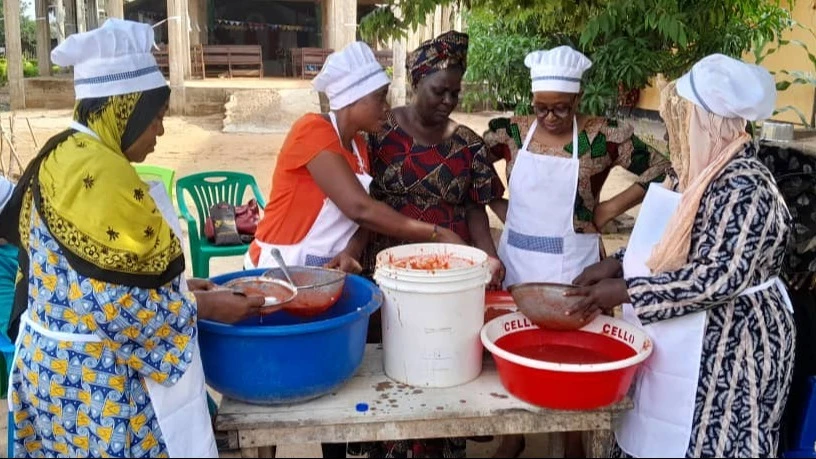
top-left (258, 446), bottom-right (276, 458)
top-left (584, 429), bottom-right (613, 458)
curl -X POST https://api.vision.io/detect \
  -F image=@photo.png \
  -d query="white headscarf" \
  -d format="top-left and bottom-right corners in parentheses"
top-left (312, 42), bottom-right (391, 111)
top-left (51, 18), bottom-right (167, 100)
top-left (525, 46), bottom-right (592, 93)
top-left (647, 55), bottom-right (776, 274)
top-left (676, 53), bottom-right (776, 121)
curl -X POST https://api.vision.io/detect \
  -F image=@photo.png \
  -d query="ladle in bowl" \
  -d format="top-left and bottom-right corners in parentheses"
top-left (267, 248), bottom-right (297, 287)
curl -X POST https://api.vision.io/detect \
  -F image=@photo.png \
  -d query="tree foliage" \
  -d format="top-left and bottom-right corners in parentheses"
top-left (0, 1), bottom-right (39, 56)
top-left (361, 0), bottom-right (795, 116)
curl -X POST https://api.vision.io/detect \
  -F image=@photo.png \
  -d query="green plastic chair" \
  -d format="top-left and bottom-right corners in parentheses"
top-left (176, 171), bottom-right (266, 278)
top-left (135, 164), bottom-right (176, 198)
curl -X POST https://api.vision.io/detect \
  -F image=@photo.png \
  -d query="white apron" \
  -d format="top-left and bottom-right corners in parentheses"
top-left (498, 117), bottom-right (600, 287)
top-left (245, 112), bottom-right (372, 269)
top-left (12, 121), bottom-right (220, 458)
top-left (615, 183), bottom-right (793, 458)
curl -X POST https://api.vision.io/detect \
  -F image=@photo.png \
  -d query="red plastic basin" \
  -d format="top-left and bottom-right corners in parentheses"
top-left (481, 312), bottom-right (653, 410)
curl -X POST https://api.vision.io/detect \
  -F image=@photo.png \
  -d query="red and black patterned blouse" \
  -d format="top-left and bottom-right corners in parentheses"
top-left (363, 111), bottom-right (505, 268)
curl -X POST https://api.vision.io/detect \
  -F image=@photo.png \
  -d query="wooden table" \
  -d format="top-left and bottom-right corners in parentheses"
top-left (216, 345), bottom-right (632, 458)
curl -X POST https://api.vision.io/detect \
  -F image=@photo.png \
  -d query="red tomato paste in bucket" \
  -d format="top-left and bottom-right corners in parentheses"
top-left (388, 254), bottom-right (475, 270)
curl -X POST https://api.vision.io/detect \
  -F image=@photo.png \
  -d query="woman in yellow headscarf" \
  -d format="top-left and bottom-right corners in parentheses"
top-left (0, 20), bottom-right (262, 458)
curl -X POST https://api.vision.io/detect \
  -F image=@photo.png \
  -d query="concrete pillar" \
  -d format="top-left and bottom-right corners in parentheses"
top-left (64, 0), bottom-right (77, 36)
top-left (35, 0), bottom-right (51, 76)
top-left (168, 0), bottom-right (190, 113)
top-left (391, 38), bottom-right (407, 107)
top-left (76, 0), bottom-right (87, 33)
top-left (188, 0), bottom-right (201, 46)
top-left (440, 5), bottom-right (452, 32)
top-left (87, 0), bottom-right (99, 29)
top-left (433, 5), bottom-right (442, 37)
top-left (105, 0), bottom-right (123, 19)
top-left (4, 0), bottom-right (25, 109)
top-left (324, 0), bottom-right (357, 51)
top-left (55, 0), bottom-right (66, 43)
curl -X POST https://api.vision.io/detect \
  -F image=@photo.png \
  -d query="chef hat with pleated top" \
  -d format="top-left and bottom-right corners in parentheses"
top-left (51, 18), bottom-right (167, 100)
top-left (313, 41), bottom-right (391, 111)
top-left (525, 46), bottom-right (593, 94)
top-left (676, 54), bottom-right (776, 121)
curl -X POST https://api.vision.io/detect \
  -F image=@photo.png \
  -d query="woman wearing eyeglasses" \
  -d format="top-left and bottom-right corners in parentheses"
top-left (483, 45), bottom-right (671, 458)
top-left (485, 46), bottom-right (670, 289)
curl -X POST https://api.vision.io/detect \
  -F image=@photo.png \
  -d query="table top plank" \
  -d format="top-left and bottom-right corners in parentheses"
top-left (216, 345), bottom-right (632, 435)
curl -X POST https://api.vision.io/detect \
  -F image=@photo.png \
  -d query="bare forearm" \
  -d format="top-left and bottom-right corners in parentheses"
top-left (355, 200), bottom-right (437, 242)
top-left (467, 206), bottom-right (498, 257)
top-left (596, 184), bottom-right (646, 229)
top-left (488, 198), bottom-right (508, 224)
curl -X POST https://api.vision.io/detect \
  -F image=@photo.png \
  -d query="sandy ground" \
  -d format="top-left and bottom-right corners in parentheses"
top-left (0, 108), bottom-right (665, 458)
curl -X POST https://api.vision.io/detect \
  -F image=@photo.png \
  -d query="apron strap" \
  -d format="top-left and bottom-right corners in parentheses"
top-left (69, 122), bottom-right (101, 141)
top-left (520, 117), bottom-right (579, 159)
top-left (21, 310), bottom-right (103, 343)
top-left (328, 112), bottom-right (366, 173)
top-left (521, 118), bottom-right (538, 151)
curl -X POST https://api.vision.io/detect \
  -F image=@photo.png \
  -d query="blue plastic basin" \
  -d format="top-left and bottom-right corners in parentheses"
top-left (200, 269), bottom-right (383, 405)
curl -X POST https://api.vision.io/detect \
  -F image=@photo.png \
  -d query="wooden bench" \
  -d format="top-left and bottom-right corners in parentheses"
top-left (152, 44), bottom-right (205, 79)
top-left (202, 45), bottom-right (263, 79)
top-left (374, 49), bottom-right (393, 68)
top-left (290, 48), bottom-right (333, 79)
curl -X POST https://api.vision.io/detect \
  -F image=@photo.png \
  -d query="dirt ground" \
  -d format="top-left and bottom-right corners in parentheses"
top-left (0, 108), bottom-right (663, 458)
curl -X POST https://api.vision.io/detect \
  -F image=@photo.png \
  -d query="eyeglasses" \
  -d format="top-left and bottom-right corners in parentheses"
top-left (531, 104), bottom-right (573, 119)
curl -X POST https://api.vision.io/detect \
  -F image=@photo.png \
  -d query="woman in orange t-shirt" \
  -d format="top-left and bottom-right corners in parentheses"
top-left (247, 42), bottom-right (464, 272)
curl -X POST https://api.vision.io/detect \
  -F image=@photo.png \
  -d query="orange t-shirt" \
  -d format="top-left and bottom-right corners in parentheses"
top-left (250, 113), bottom-right (369, 266)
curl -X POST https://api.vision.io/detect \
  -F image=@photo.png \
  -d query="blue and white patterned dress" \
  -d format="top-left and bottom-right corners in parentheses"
top-left (613, 146), bottom-right (795, 458)
top-left (10, 204), bottom-right (198, 458)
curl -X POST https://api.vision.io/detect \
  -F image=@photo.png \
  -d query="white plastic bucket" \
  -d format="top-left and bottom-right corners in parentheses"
top-left (374, 243), bottom-right (490, 387)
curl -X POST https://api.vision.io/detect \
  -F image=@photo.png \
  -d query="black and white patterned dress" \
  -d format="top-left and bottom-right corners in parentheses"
top-left (612, 145), bottom-right (796, 458)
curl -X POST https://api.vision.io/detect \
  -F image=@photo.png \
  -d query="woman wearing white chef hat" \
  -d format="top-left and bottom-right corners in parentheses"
top-left (485, 46), bottom-right (671, 289)
top-left (248, 41), bottom-right (465, 274)
top-left (0, 19), bottom-right (265, 458)
top-left (485, 45), bottom-right (672, 458)
top-left (568, 54), bottom-right (794, 458)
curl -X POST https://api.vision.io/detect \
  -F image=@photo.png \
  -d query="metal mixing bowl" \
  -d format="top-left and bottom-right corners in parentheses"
top-left (263, 266), bottom-right (347, 317)
top-left (508, 282), bottom-right (588, 331)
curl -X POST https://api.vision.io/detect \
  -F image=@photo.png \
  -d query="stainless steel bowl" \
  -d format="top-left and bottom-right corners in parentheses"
top-left (508, 282), bottom-right (588, 331)
top-left (263, 266), bottom-right (347, 317)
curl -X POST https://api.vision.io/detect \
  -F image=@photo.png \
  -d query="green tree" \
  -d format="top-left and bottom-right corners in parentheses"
top-left (361, 0), bottom-right (794, 116)
top-left (0, 1), bottom-right (39, 54)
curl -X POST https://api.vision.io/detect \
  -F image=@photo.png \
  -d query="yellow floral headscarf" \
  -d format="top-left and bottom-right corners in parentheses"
top-left (20, 87), bottom-right (183, 288)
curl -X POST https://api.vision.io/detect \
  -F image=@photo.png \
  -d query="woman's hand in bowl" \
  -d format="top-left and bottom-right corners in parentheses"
top-left (572, 258), bottom-right (623, 287)
top-left (563, 278), bottom-right (630, 322)
top-left (325, 251), bottom-right (363, 274)
top-left (187, 278), bottom-right (217, 292)
top-left (196, 290), bottom-right (265, 324)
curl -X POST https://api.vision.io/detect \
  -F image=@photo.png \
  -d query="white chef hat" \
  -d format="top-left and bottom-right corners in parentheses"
top-left (525, 46), bottom-right (593, 94)
top-left (312, 42), bottom-right (391, 111)
top-left (0, 176), bottom-right (14, 214)
top-left (51, 18), bottom-right (167, 100)
top-left (677, 54), bottom-right (776, 121)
